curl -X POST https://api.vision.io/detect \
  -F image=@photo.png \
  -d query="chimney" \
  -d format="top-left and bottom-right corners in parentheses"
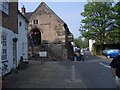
top-left (21, 5), bottom-right (26, 14)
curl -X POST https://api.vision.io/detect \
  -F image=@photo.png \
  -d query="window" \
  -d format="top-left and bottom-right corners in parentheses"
top-left (1, 34), bottom-right (7, 61)
top-left (36, 20), bottom-right (38, 24)
top-left (19, 22), bottom-right (22, 26)
top-left (33, 20), bottom-right (35, 24)
top-left (0, 0), bottom-right (9, 15)
top-left (33, 20), bottom-right (38, 24)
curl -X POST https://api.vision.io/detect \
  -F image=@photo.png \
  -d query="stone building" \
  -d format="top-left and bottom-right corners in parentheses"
top-left (22, 2), bottom-right (74, 60)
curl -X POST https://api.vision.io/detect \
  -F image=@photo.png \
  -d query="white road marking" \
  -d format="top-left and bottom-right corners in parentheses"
top-left (99, 62), bottom-right (111, 68)
top-left (86, 56), bottom-right (88, 58)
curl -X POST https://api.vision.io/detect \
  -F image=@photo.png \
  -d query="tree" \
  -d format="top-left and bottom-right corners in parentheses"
top-left (74, 37), bottom-right (88, 48)
top-left (109, 1), bottom-right (120, 43)
top-left (74, 38), bottom-right (82, 48)
top-left (80, 2), bottom-right (113, 44)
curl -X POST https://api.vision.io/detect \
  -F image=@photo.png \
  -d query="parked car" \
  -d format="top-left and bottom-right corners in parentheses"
top-left (102, 49), bottom-right (120, 58)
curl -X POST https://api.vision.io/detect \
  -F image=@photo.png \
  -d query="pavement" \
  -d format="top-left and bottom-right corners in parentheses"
top-left (3, 59), bottom-right (87, 88)
top-left (2, 53), bottom-right (112, 89)
top-left (97, 55), bottom-right (112, 60)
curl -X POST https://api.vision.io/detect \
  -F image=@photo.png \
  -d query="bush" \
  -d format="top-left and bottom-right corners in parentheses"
top-left (92, 44), bottom-right (96, 55)
top-left (92, 43), bottom-right (120, 55)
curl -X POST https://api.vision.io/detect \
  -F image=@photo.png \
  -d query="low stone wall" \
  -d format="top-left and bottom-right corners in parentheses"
top-left (49, 43), bottom-right (67, 60)
top-left (28, 43), bottom-right (68, 60)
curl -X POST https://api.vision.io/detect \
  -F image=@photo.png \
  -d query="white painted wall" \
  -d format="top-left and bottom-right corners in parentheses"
top-left (89, 39), bottom-right (95, 52)
top-left (17, 13), bottom-right (28, 66)
top-left (0, 26), bottom-right (17, 76)
top-left (0, 13), bottom-right (28, 77)
top-left (0, 27), bottom-right (1, 88)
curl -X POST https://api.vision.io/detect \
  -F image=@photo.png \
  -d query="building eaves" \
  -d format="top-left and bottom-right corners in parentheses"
top-left (29, 2), bottom-right (65, 24)
top-left (24, 12), bottom-right (33, 20)
top-left (18, 10), bottom-right (29, 22)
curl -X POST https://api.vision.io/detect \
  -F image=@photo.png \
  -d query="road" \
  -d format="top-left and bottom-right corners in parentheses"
top-left (3, 51), bottom-right (116, 88)
top-left (70, 51), bottom-right (116, 88)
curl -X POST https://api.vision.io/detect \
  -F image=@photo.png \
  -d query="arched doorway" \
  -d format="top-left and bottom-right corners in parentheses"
top-left (28, 28), bottom-right (41, 46)
top-left (28, 28), bottom-right (42, 57)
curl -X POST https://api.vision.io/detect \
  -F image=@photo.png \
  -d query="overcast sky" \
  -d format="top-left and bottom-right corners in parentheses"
top-left (18, 2), bottom-right (86, 38)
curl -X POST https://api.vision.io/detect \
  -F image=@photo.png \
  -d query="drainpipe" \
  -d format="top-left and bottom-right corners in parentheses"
top-left (13, 37), bottom-right (18, 71)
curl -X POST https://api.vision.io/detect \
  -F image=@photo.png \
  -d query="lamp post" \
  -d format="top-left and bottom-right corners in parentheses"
top-left (13, 37), bottom-right (18, 42)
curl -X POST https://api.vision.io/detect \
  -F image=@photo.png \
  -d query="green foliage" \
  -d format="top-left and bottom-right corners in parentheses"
top-left (92, 43), bottom-right (104, 55)
top-left (91, 44), bottom-right (96, 55)
top-left (110, 1), bottom-right (120, 43)
top-left (80, 2), bottom-right (120, 44)
top-left (74, 37), bottom-right (88, 48)
top-left (79, 2), bottom-right (120, 55)
top-left (74, 38), bottom-right (82, 47)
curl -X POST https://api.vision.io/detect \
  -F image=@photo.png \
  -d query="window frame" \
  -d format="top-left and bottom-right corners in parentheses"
top-left (1, 33), bottom-right (7, 62)
top-left (19, 22), bottom-right (22, 26)
top-left (36, 20), bottom-right (38, 24)
top-left (0, 0), bottom-right (9, 15)
top-left (33, 19), bottom-right (39, 24)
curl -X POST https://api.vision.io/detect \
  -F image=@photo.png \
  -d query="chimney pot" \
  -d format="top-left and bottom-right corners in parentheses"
top-left (21, 5), bottom-right (26, 14)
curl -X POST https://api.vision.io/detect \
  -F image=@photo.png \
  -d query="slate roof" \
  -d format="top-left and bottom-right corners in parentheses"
top-left (18, 10), bottom-right (29, 22)
top-left (24, 12), bottom-right (33, 19)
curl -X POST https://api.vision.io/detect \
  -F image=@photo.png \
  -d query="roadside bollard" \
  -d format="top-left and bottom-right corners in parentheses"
top-left (71, 65), bottom-right (75, 81)
top-left (74, 57), bottom-right (77, 62)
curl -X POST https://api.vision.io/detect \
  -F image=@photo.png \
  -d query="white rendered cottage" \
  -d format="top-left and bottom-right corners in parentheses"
top-left (0, 27), bottom-right (18, 76)
top-left (0, 1), bottom-right (18, 76)
top-left (17, 11), bottom-right (28, 66)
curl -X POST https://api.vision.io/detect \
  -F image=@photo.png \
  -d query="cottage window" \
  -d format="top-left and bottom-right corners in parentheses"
top-left (19, 22), bottom-right (22, 26)
top-left (1, 34), bottom-right (7, 62)
top-left (0, 0), bottom-right (9, 15)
